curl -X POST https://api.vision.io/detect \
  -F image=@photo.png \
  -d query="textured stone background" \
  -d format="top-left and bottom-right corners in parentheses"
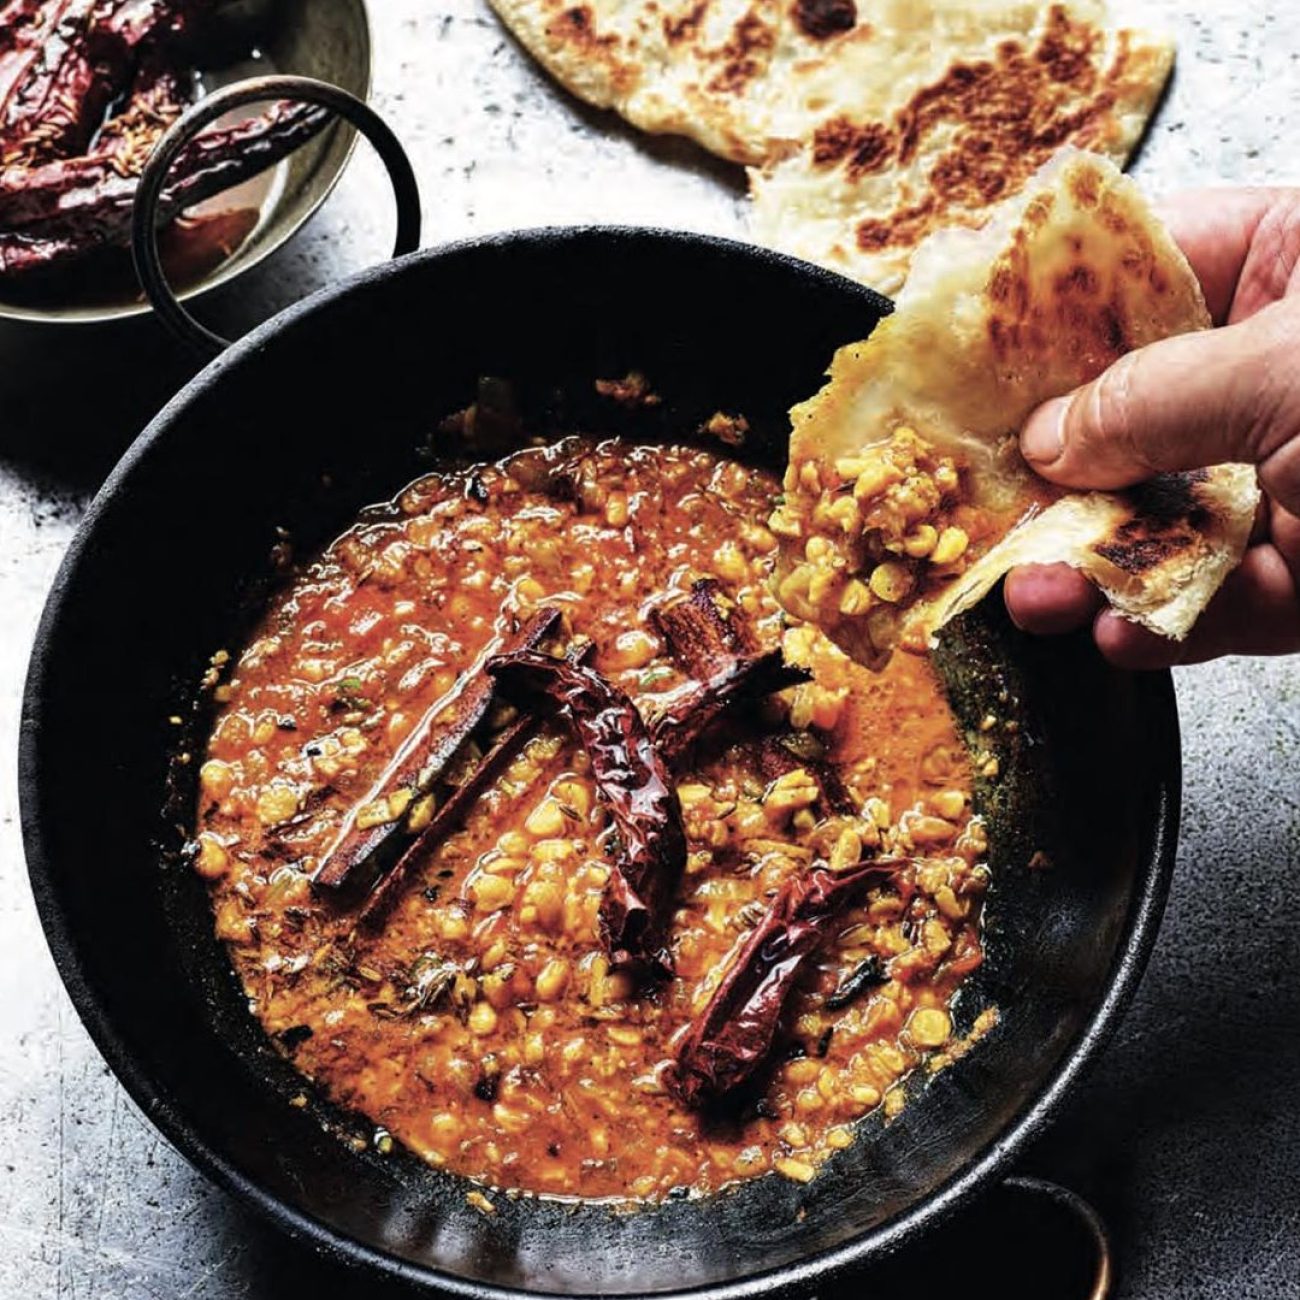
top-left (1, 1), bottom-right (1298, 1296)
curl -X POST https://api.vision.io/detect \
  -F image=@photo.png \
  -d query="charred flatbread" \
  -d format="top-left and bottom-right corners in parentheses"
top-left (770, 149), bottom-right (1258, 666)
top-left (487, 0), bottom-right (802, 165)
top-left (489, 0), bottom-right (1173, 290)
top-left (749, 3), bottom-right (1173, 292)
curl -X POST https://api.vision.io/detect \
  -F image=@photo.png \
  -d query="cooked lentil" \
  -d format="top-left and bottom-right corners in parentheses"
top-left (771, 425), bottom-right (1039, 662)
top-left (195, 437), bottom-right (988, 1201)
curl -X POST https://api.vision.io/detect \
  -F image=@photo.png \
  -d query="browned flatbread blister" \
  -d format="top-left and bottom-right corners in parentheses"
top-left (771, 150), bottom-right (1259, 666)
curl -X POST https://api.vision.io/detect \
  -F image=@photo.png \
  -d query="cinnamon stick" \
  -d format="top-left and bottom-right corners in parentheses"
top-left (313, 607), bottom-right (562, 893)
top-left (650, 577), bottom-right (808, 765)
top-left (356, 640), bottom-right (597, 928)
top-left (357, 714), bottom-right (537, 931)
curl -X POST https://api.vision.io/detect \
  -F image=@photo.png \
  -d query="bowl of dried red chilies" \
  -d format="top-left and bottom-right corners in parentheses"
top-left (0, 0), bottom-right (370, 324)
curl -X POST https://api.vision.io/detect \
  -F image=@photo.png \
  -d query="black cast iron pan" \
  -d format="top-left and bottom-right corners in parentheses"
top-left (19, 81), bottom-right (1177, 1299)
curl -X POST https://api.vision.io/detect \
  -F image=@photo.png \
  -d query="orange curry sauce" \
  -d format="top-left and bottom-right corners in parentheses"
top-left (193, 438), bottom-right (989, 1203)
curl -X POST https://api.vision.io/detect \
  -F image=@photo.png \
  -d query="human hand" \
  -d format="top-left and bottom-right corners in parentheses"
top-left (1004, 187), bottom-right (1300, 668)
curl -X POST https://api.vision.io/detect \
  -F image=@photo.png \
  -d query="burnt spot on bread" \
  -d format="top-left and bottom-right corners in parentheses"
top-left (546, 5), bottom-right (620, 50)
top-left (1130, 470), bottom-right (1211, 523)
top-left (812, 117), bottom-right (893, 177)
top-left (707, 11), bottom-right (774, 94)
top-left (706, 11), bottom-right (775, 94)
top-left (792, 0), bottom-right (856, 41)
top-left (986, 216), bottom-right (1132, 366)
top-left (985, 226), bottom-right (1039, 358)
top-left (1094, 521), bottom-right (1200, 575)
top-left (1094, 472), bottom-right (1210, 573)
top-left (1094, 532), bottom-right (1187, 573)
top-left (1055, 263), bottom-right (1101, 297)
top-left (1022, 191), bottom-right (1058, 235)
top-left (856, 197), bottom-right (937, 252)
top-left (989, 250), bottom-right (1145, 369)
top-left (989, 265), bottom-right (1014, 304)
top-left (663, 1), bottom-right (706, 44)
top-left (847, 6), bottom-right (1133, 255)
top-left (1111, 218), bottom-right (1178, 305)
top-left (1098, 194), bottom-right (1135, 237)
top-left (1069, 160), bottom-right (1103, 209)
top-left (1036, 4), bottom-right (1103, 87)
top-left (1100, 302), bottom-right (1127, 353)
top-left (930, 148), bottom-right (1009, 206)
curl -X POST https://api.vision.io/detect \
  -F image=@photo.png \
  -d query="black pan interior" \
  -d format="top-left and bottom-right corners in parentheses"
top-left (20, 230), bottom-right (1178, 1298)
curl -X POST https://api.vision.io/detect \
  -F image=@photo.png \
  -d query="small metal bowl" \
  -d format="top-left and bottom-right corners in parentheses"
top-left (0, 0), bottom-right (372, 326)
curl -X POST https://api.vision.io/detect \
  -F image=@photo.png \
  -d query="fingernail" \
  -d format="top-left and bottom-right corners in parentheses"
top-left (1021, 397), bottom-right (1070, 466)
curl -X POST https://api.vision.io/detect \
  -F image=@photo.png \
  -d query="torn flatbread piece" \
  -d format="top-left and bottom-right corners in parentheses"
top-left (749, 2), bottom-right (1174, 293)
top-left (771, 149), bottom-right (1259, 668)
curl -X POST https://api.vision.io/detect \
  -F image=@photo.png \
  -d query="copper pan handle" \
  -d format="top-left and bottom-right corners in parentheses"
top-left (131, 74), bottom-right (421, 355)
top-left (854, 1174), bottom-right (1114, 1298)
top-left (1002, 1176), bottom-right (1113, 1299)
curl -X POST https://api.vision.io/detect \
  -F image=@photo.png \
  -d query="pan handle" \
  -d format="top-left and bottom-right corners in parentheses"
top-left (131, 74), bottom-right (421, 356)
top-left (1001, 1176), bottom-right (1113, 1299)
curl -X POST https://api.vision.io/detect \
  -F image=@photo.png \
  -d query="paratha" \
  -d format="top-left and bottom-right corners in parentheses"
top-left (749, 3), bottom-right (1173, 293)
top-left (487, 0), bottom-right (807, 165)
top-left (489, 0), bottom-right (1173, 291)
top-left (770, 149), bottom-right (1259, 668)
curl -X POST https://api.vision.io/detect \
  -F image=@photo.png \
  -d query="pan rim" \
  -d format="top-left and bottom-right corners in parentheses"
top-left (18, 226), bottom-right (1179, 1299)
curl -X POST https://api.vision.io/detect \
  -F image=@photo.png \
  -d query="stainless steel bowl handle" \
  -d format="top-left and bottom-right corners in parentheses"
top-left (1003, 1176), bottom-right (1114, 1299)
top-left (131, 74), bottom-right (421, 356)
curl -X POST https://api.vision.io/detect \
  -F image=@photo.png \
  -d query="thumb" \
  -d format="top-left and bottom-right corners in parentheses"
top-left (1020, 299), bottom-right (1300, 509)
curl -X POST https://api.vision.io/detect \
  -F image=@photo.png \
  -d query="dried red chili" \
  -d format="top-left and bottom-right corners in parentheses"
top-left (0, 0), bottom-right (208, 166)
top-left (669, 857), bottom-right (906, 1107)
top-left (488, 648), bottom-right (687, 977)
top-left (0, 1), bottom-right (59, 65)
top-left (0, 1), bottom-right (337, 277)
top-left (0, 100), bottom-right (331, 275)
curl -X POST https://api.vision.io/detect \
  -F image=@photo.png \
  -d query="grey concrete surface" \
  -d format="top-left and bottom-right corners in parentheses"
top-left (1, 1), bottom-right (1298, 1296)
